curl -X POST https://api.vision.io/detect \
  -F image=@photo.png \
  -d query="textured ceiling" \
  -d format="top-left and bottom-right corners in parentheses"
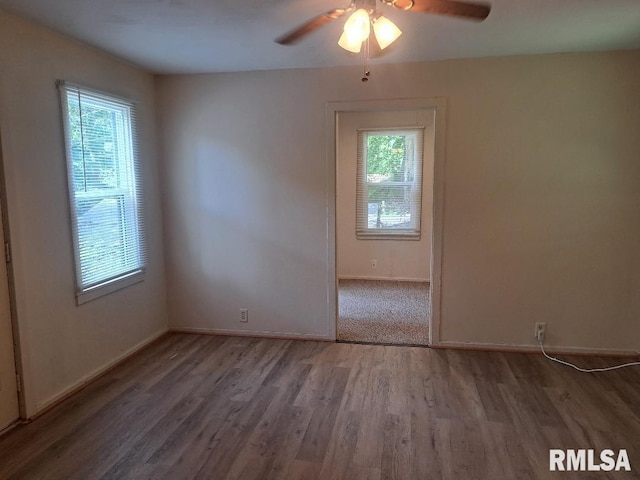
top-left (1, 0), bottom-right (639, 74)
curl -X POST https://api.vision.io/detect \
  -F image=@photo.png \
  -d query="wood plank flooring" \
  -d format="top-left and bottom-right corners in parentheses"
top-left (1, 333), bottom-right (639, 479)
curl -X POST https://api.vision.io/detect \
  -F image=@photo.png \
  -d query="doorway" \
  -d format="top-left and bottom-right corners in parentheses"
top-left (335, 108), bottom-right (435, 345)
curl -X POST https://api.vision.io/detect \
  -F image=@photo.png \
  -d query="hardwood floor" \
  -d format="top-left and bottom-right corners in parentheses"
top-left (1, 333), bottom-right (639, 479)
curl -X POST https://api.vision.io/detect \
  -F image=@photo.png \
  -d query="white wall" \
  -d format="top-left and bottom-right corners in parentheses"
top-left (337, 109), bottom-right (434, 282)
top-left (0, 11), bottom-right (168, 416)
top-left (157, 49), bottom-right (640, 353)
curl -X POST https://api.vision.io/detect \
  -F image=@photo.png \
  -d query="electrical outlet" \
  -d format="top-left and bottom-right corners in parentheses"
top-left (371, 259), bottom-right (377, 269)
top-left (240, 309), bottom-right (248, 323)
top-left (534, 322), bottom-right (546, 343)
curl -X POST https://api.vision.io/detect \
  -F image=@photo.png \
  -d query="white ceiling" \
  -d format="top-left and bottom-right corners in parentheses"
top-left (1, 0), bottom-right (639, 74)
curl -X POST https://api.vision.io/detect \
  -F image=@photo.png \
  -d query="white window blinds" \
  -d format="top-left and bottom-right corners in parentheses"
top-left (356, 128), bottom-right (425, 240)
top-left (59, 82), bottom-right (146, 303)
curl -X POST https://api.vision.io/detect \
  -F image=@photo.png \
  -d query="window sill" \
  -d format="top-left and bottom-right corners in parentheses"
top-left (356, 232), bottom-right (421, 241)
top-left (76, 270), bottom-right (145, 305)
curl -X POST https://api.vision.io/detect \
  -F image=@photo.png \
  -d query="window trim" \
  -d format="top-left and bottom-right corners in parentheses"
top-left (355, 127), bottom-right (425, 240)
top-left (58, 81), bottom-right (146, 305)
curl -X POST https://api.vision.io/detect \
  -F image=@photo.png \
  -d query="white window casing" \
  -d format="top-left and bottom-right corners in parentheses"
top-left (58, 81), bottom-right (146, 304)
top-left (356, 127), bottom-right (425, 240)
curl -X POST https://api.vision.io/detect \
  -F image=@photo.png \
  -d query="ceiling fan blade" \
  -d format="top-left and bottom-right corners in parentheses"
top-left (407, 0), bottom-right (491, 21)
top-left (276, 8), bottom-right (349, 45)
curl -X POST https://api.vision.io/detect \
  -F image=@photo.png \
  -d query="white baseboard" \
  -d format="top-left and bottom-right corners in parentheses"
top-left (33, 328), bottom-right (169, 417)
top-left (338, 276), bottom-right (430, 283)
top-left (170, 326), bottom-right (333, 342)
top-left (434, 340), bottom-right (640, 357)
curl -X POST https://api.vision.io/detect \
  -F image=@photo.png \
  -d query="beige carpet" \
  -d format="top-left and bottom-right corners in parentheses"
top-left (337, 279), bottom-right (430, 345)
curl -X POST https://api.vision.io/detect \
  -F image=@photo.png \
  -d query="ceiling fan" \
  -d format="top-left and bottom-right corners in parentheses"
top-left (275, 0), bottom-right (491, 51)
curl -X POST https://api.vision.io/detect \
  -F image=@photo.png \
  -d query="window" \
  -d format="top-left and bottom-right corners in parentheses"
top-left (59, 82), bottom-right (146, 304)
top-left (356, 128), bottom-right (425, 239)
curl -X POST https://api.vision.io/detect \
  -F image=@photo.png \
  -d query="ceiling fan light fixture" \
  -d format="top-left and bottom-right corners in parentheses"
top-left (343, 8), bottom-right (371, 41)
top-left (338, 30), bottom-right (363, 53)
top-left (372, 15), bottom-right (402, 50)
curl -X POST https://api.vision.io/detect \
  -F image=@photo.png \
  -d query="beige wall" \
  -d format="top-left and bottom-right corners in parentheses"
top-left (158, 49), bottom-right (640, 353)
top-left (337, 109), bottom-right (434, 281)
top-left (0, 11), bottom-right (168, 416)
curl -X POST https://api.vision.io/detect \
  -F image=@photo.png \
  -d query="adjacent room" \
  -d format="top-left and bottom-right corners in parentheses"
top-left (336, 108), bottom-right (434, 345)
top-left (0, 0), bottom-right (639, 478)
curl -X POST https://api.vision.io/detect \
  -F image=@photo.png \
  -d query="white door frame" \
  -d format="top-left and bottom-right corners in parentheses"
top-left (0, 131), bottom-right (25, 427)
top-left (326, 97), bottom-right (447, 346)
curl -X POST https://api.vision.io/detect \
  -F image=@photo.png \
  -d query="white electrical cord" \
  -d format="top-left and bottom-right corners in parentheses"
top-left (539, 341), bottom-right (640, 373)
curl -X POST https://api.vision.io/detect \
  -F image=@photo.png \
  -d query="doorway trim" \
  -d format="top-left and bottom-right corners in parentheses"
top-left (0, 130), bottom-right (26, 423)
top-left (326, 97), bottom-right (447, 346)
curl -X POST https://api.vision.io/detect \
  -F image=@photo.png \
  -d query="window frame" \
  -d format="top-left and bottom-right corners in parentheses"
top-left (355, 127), bottom-right (425, 240)
top-left (58, 81), bottom-right (146, 304)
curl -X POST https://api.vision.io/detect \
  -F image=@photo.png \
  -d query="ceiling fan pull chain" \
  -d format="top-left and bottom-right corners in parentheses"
top-left (362, 37), bottom-right (371, 82)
